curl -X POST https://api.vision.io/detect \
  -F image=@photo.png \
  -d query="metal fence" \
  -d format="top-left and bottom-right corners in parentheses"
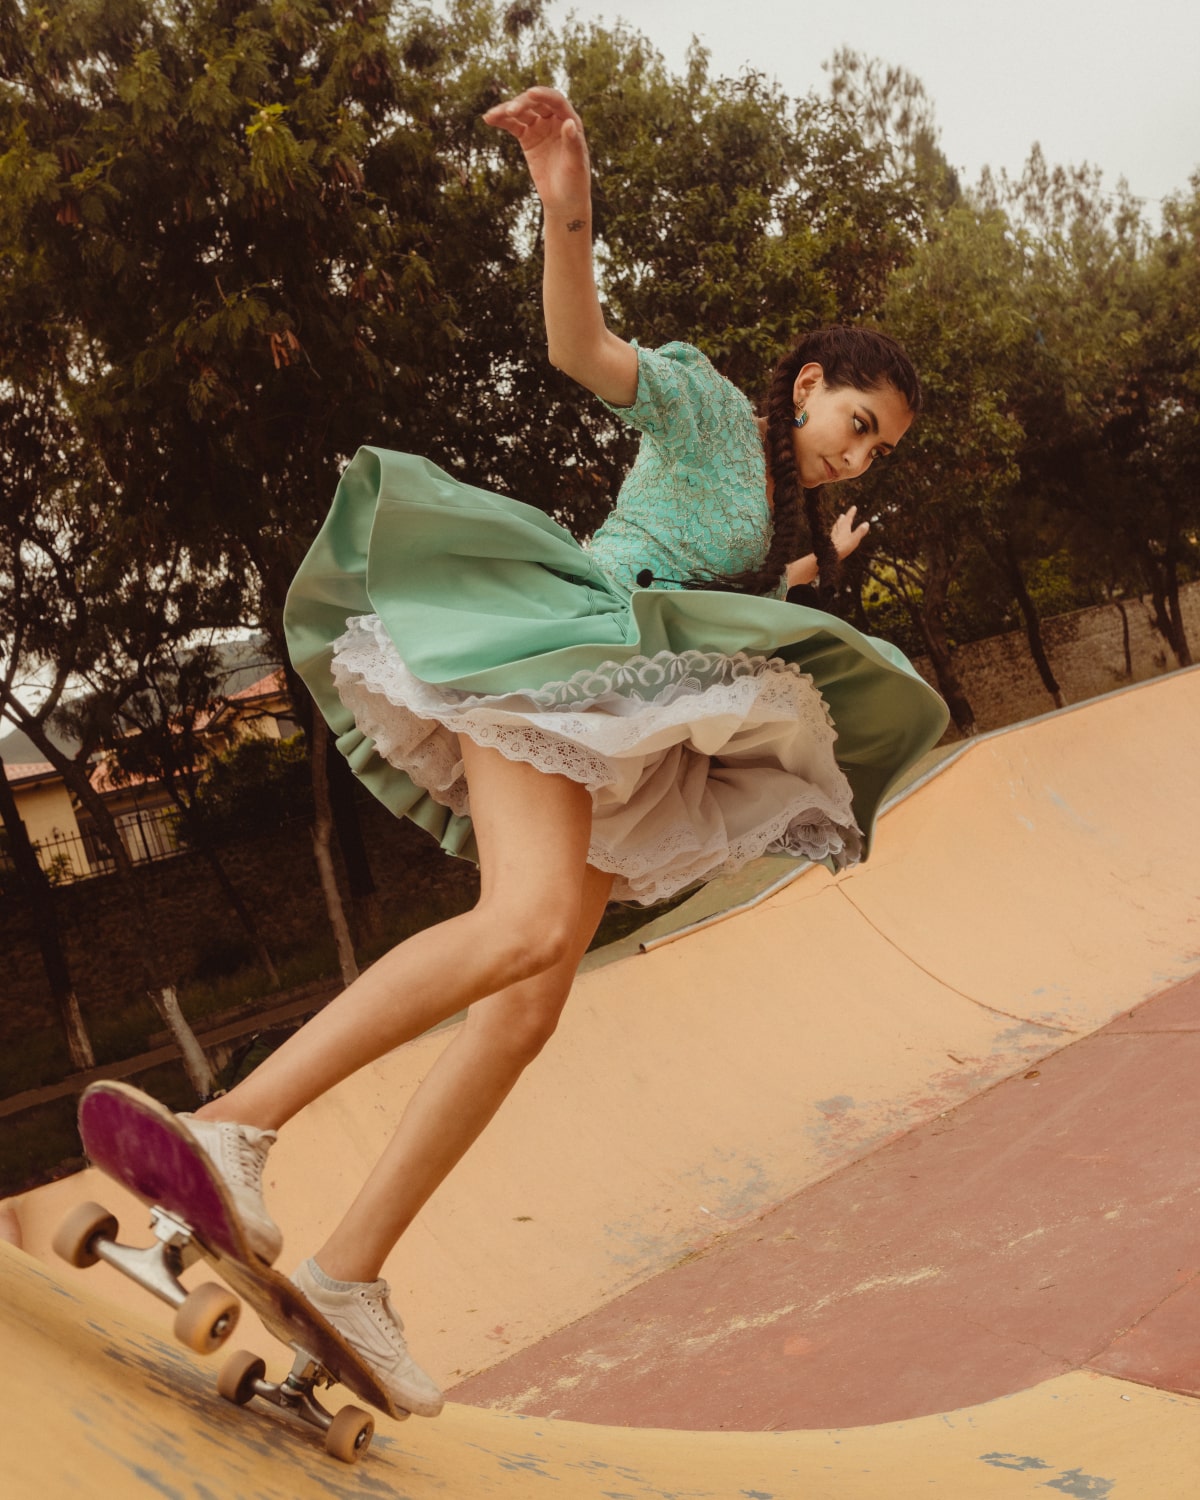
top-left (1, 806), bottom-right (184, 887)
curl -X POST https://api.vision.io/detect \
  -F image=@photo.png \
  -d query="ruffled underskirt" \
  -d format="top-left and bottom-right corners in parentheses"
top-left (331, 613), bottom-right (862, 904)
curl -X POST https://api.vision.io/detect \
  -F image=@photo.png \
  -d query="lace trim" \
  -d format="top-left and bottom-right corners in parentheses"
top-left (331, 614), bottom-right (861, 904)
top-left (588, 798), bottom-right (864, 905)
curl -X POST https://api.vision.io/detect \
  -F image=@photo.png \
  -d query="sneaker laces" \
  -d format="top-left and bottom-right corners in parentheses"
top-left (220, 1124), bottom-right (275, 1192)
top-left (362, 1280), bottom-right (408, 1343)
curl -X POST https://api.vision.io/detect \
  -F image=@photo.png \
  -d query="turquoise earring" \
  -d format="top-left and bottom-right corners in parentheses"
top-left (793, 409), bottom-right (808, 429)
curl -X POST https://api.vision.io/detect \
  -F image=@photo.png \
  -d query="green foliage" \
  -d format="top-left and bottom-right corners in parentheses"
top-left (2, 0), bottom-right (1196, 761)
top-left (186, 730), bottom-right (311, 843)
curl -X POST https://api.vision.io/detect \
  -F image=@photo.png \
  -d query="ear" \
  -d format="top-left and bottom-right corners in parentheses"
top-left (792, 362), bottom-right (825, 408)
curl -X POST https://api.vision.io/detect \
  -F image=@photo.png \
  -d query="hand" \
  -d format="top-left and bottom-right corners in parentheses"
top-left (484, 88), bottom-right (591, 218)
top-left (830, 505), bottom-right (870, 560)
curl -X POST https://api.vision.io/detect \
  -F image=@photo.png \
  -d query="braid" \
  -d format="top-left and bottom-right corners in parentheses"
top-left (685, 352), bottom-right (807, 597)
top-left (687, 324), bottom-right (920, 604)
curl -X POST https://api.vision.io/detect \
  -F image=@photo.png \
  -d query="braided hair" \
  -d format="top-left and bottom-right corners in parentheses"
top-left (690, 326), bottom-right (922, 605)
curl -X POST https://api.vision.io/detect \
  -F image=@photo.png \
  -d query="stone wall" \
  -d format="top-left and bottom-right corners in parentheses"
top-left (912, 580), bottom-right (1200, 736)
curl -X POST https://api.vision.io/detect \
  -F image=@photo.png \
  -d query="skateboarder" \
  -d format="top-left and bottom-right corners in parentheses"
top-left (179, 88), bottom-right (947, 1419)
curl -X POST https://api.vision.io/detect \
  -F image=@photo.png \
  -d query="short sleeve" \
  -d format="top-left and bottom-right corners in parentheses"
top-left (600, 342), bottom-right (728, 447)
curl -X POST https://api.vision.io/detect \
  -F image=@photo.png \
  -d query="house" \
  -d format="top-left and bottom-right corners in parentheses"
top-left (2, 760), bottom-right (91, 882)
top-left (2, 668), bottom-right (296, 886)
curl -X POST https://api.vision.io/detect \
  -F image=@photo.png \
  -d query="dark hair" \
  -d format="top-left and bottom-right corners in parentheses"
top-left (691, 326), bottom-right (921, 605)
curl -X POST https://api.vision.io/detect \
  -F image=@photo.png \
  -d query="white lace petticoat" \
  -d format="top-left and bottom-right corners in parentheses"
top-left (330, 613), bottom-right (863, 904)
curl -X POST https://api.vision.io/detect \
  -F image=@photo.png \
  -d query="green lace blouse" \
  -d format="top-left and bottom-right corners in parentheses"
top-left (589, 342), bottom-right (782, 595)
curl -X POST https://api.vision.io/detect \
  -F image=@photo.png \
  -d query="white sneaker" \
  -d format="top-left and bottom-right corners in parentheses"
top-left (179, 1114), bottom-right (283, 1264)
top-left (293, 1257), bottom-right (445, 1417)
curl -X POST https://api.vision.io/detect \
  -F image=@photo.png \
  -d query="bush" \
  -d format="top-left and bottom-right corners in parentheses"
top-left (186, 733), bottom-right (311, 845)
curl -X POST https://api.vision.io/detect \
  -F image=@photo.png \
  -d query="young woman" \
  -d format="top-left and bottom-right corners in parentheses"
top-left (183, 89), bottom-right (948, 1418)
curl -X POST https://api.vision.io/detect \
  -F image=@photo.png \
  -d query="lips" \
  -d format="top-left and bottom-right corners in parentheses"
top-left (822, 459), bottom-right (838, 482)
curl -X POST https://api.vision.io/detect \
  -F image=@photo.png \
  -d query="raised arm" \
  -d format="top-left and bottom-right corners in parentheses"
top-left (484, 88), bottom-right (638, 407)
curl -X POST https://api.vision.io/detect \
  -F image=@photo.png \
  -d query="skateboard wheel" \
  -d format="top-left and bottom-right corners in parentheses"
top-left (53, 1201), bottom-right (119, 1268)
top-left (217, 1348), bottom-right (266, 1405)
top-left (325, 1405), bottom-right (374, 1463)
top-left (174, 1282), bottom-right (240, 1354)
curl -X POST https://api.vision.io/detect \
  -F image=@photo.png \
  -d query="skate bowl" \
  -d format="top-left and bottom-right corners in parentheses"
top-left (4, 665), bottom-right (1199, 1496)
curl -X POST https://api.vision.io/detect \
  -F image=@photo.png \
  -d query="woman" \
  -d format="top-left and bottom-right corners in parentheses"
top-left (182, 89), bottom-right (948, 1418)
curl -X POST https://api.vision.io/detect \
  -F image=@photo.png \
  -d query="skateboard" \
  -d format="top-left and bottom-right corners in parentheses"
top-left (53, 1080), bottom-right (410, 1463)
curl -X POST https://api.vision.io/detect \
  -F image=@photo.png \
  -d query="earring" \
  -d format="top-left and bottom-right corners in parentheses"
top-left (793, 409), bottom-right (808, 429)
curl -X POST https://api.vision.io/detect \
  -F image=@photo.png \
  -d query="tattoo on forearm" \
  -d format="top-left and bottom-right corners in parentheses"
top-left (566, 219), bottom-right (585, 232)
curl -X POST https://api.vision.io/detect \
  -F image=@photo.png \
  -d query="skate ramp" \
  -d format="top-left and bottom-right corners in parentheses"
top-left (6, 666), bottom-right (1200, 1494)
top-left (3, 1245), bottom-right (1198, 1498)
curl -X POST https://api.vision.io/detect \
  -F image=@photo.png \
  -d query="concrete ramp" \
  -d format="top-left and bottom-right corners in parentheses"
top-left (4, 1245), bottom-right (1197, 1497)
top-left (6, 667), bottom-right (1200, 1494)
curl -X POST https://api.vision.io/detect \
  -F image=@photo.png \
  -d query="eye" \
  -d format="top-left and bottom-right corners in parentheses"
top-left (852, 415), bottom-right (867, 436)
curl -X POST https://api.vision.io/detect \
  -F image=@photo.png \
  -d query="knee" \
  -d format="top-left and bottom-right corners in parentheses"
top-left (471, 981), bottom-right (568, 1067)
top-left (476, 903), bottom-right (579, 987)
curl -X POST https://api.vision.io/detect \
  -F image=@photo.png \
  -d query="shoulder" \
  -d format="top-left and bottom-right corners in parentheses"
top-left (638, 340), bottom-right (732, 391)
top-left (606, 340), bottom-right (754, 440)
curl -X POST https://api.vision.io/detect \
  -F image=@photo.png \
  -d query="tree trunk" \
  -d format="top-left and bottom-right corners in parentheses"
top-left (1162, 570), bottom-right (1193, 667)
top-left (150, 984), bottom-right (215, 1098)
top-left (903, 558), bottom-right (975, 736)
top-left (1114, 598), bottom-right (1133, 678)
top-left (916, 615), bottom-right (977, 737)
top-left (4, 721), bottom-right (211, 1091)
top-left (0, 757), bottom-right (96, 1071)
top-left (1005, 535), bottom-right (1065, 709)
top-left (1139, 502), bottom-right (1193, 668)
top-left (1145, 576), bottom-right (1191, 668)
top-left (327, 745), bottom-right (381, 943)
top-left (309, 717), bottom-right (359, 986)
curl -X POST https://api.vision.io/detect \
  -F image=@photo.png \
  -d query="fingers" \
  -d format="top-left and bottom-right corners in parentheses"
top-left (834, 505), bottom-right (866, 533)
top-left (484, 87), bottom-right (582, 137)
top-left (831, 505), bottom-right (870, 560)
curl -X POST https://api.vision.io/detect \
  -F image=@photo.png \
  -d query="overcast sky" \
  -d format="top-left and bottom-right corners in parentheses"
top-left (543, 0), bottom-right (1200, 211)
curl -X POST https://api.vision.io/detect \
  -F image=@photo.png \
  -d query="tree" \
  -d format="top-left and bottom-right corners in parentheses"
top-left (1113, 183), bottom-right (1200, 664)
top-left (56, 641), bottom-right (282, 986)
top-left (0, 754), bottom-right (95, 1069)
top-left (862, 205), bottom-right (1029, 733)
top-left (980, 151), bottom-right (1197, 669)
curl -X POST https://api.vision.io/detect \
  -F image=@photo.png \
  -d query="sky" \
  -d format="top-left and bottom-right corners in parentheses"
top-left (543, 0), bottom-right (1200, 211)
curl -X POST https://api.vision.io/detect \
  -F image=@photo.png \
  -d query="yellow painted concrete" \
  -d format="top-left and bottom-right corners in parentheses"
top-left (839, 676), bottom-right (1200, 1028)
top-left (4, 1244), bottom-right (1198, 1498)
top-left (7, 670), bottom-right (1200, 1494)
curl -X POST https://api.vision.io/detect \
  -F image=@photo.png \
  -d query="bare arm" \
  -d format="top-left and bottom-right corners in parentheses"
top-left (786, 507), bottom-right (871, 589)
top-left (484, 88), bottom-right (638, 407)
top-left (786, 554), bottom-right (820, 589)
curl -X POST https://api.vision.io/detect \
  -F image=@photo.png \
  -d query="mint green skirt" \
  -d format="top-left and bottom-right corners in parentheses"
top-left (284, 447), bottom-right (949, 903)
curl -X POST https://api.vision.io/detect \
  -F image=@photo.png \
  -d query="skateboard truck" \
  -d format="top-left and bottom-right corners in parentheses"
top-left (54, 1200), bottom-right (242, 1355)
top-left (55, 1197), bottom-right (380, 1461)
top-left (218, 1347), bottom-right (377, 1460)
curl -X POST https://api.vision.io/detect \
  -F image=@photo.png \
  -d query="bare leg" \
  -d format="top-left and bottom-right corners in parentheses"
top-left (314, 860), bottom-right (613, 1283)
top-left (195, 739), bottom-right (600, 1133)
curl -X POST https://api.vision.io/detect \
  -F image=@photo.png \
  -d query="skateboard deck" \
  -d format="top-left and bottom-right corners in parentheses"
top-left (63, 1080), bottom-right (410, 1458)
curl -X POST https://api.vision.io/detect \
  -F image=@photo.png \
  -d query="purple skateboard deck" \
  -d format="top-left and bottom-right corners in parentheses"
top-left (77, 1080), bottom-right (406, 1421)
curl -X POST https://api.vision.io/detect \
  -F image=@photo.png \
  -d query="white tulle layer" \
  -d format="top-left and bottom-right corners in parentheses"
top-left (330, 613), bottom-right (863, 903)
